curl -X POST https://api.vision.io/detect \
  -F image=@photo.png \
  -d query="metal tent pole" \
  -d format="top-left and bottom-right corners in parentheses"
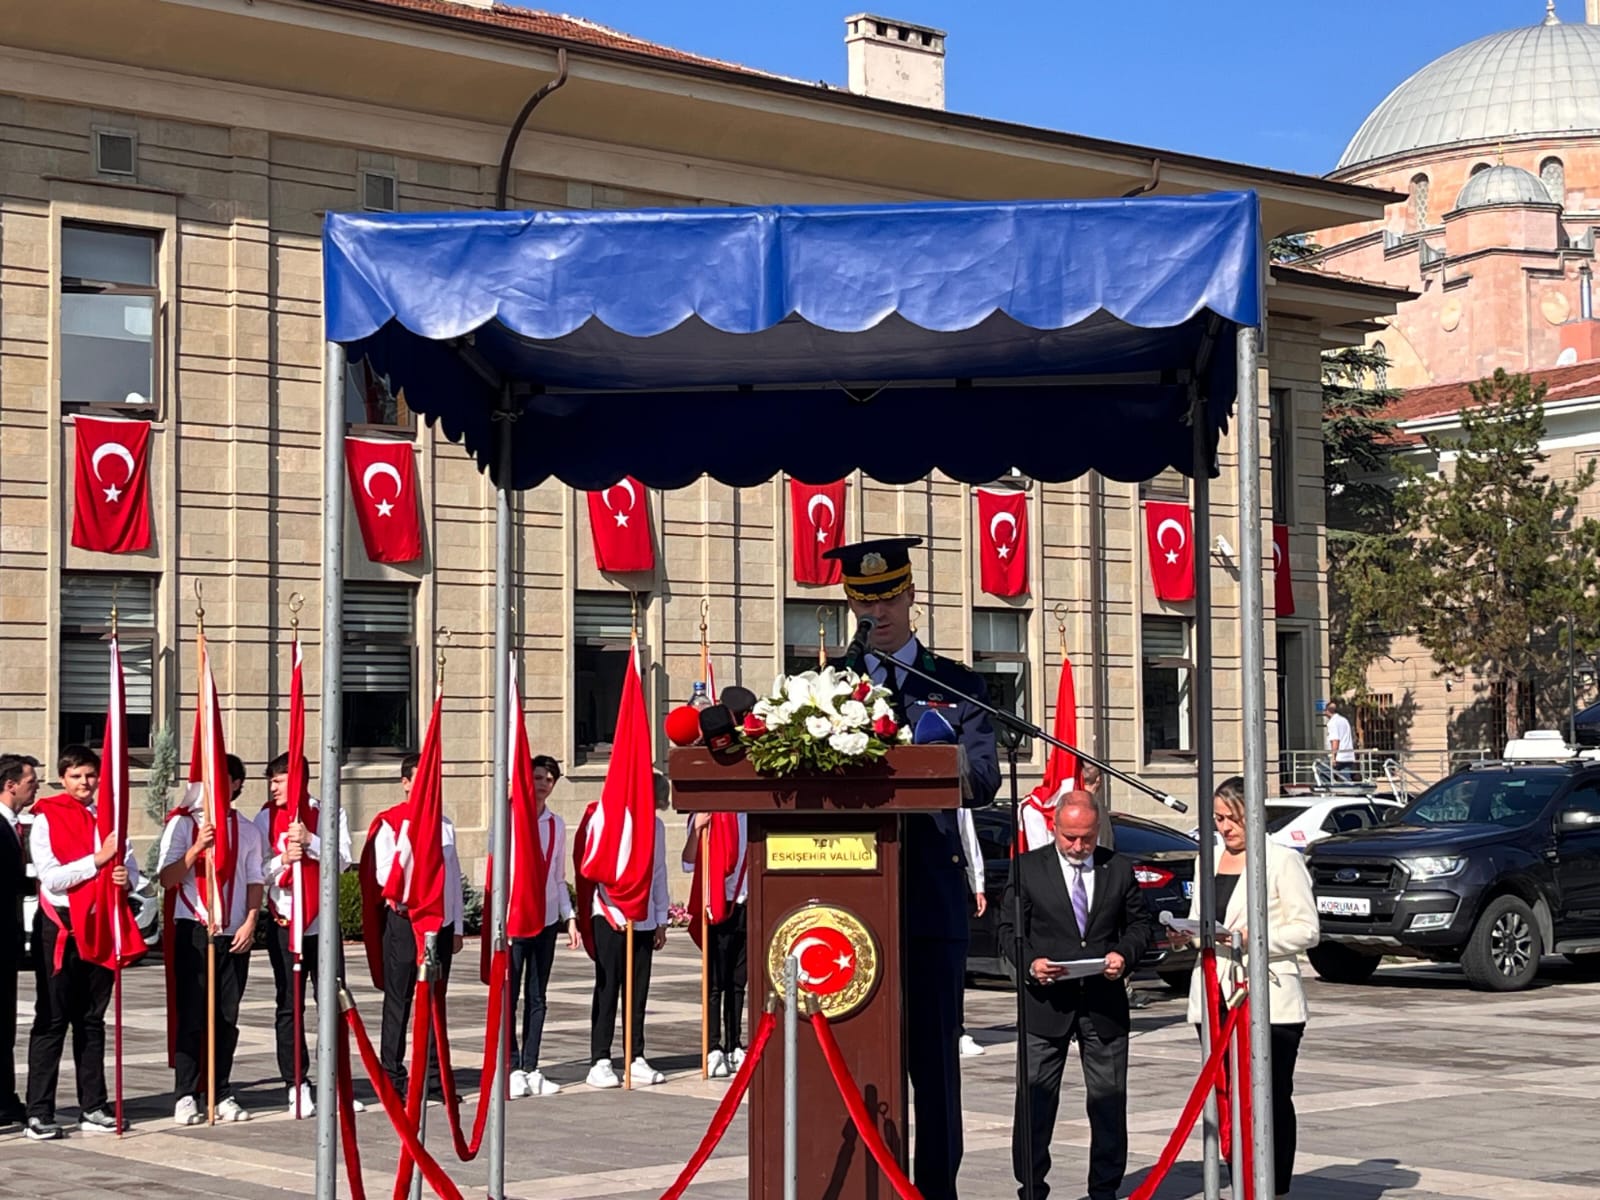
top-left (1235, 325), bottom-right (1275, 1200)
top-left (1192, 393), bottom-right (1222, 1200)
top-left (314, 340), bottom-right (348, 1200)
top-left (486, 389), bottom-right (515, 1199)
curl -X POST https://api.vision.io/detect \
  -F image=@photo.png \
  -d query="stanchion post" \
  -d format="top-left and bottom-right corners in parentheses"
top-left (314, 340), bottom-right (347, 1200)
top-left (413, 933), bottom-right (438, 1200)
top-left (783, 955), bottom-right (798, 1200)
top-left (1235, 324), bottom-right (1276, 1200)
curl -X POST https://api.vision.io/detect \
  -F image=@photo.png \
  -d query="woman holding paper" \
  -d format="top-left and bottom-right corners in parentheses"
top-left (1184, 776), bottom-right (1319, 1198)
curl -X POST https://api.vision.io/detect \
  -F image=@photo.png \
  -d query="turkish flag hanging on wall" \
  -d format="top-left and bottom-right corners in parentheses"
top-left (345, 438), bottom-right (423, 563)
top-left (1144, 501), bottom-right (1195, 601)
top-left (976, 488), bottom-right (1028, 597)
top-left (790, 479), bottom-right (846, 585)
top-left (1273, 523), bottom-right (1296, 616)
top-left (71, 415), bottom-right (152, 553)
top-left (586, 478), bottom-right (655, 572)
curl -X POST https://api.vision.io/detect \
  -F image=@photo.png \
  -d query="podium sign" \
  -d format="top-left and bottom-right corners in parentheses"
top-left (670, 745), bottom-right (961, 1200)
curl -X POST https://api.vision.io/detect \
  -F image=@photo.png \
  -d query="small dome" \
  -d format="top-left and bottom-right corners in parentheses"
top-left (1453, 163), bottom-right (1555, 210)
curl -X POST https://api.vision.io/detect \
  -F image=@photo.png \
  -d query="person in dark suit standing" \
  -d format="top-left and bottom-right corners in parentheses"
top-left (1000, 790), bottom-right (1155, 1200)
top-left (823, 537), bottom-right (1000, 1200)
top-left (0, 754), bottom-right (41, 1127)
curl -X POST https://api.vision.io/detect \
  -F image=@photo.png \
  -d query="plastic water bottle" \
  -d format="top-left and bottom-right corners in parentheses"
top-left (690, 681), bottom-right (712, 710)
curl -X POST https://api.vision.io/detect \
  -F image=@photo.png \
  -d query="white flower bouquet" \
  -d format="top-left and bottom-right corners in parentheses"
top-left (740, 666), bottom-right (911, 776)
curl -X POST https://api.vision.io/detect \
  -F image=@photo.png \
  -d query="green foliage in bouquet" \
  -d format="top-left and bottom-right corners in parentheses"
top-left (740, 666), bottom-right (908, 777)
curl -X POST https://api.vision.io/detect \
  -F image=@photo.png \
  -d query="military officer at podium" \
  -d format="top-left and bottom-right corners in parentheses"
top-left (824, 536), bottom-right (1000, 1200)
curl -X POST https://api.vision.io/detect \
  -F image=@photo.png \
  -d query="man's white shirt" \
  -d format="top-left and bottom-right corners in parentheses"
top-left (30, 804), bottom-right (143, 908)
top-left (514, 808), bottom-right (575, 928)
top-left (1056, 848), bottom-right (1096, 912)
top-left (252, 797), bottom-right (353, 921)
top-left (158, 811), bottom-right (266, 934)
top-left (595, 814), bottom-right (670, 931)
top-left (372, 813), bottom-right (464, 931)
top-left (956, 808), bottom-right (985, 896)
top-left (1325, 712), bottom-right (1356, 763)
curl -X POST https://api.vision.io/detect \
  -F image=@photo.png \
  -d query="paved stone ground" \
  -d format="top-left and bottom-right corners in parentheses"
top-left (6, 937), bottom-right (1599, 1199)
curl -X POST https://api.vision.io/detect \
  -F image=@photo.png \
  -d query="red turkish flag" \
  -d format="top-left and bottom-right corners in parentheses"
top-left (345, 438), bottom-right (422, 563)
top-left (579, 644), bottom-right (657, 924)
top-left (1144, 501), bottom-right (1195, 602)
top-left (976, 488), bottom-right (1028, 597)
top-left (790, 479), bottom-right (846, 584)
top-left (586, 477), bottom-right (655, 572)
top-left (383, 688), bottom-right (448, 953)
top-left (71, 416), bottom-right (152, 554)
top-left (184, 629), bottom-right (235, 929)
top-left (1273, 523), bottom-right (1296, 617)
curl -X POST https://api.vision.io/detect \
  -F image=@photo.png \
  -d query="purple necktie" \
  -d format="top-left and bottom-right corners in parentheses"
top-left (1071, 863), bottom-right (1090, 937)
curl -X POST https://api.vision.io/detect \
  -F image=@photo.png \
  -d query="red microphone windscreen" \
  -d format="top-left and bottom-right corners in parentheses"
top-left (665, 705), bottom-right (703, 747)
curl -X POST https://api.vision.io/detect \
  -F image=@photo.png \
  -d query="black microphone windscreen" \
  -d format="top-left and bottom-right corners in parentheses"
top-left (721, 686), bottom-right (758, 720)
top-left (698, 704), bottom-right (737, 753)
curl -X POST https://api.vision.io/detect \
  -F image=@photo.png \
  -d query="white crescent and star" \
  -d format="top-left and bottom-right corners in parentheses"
top-left (601, 478), bottom-right (639, 527)
top-left (988, 509), bottom-right (1019, 559)
top-left (90, 441), bottom-right (137, 504)
top-left (791, 935), bottom-right (835, 987)
top-left (362, 460), bottom-right (405, 518)
top-left (807, 493), bottom-right (837, 544)
top-left (1155, 517), bottom-right (1188, 566)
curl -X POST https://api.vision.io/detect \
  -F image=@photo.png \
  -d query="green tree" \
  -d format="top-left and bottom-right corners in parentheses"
top-left (1372, 370), bottom-right (1600, 744)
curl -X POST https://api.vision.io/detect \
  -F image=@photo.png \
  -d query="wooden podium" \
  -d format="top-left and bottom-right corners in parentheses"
top-left (670, 745), bottom-right (962, 1200)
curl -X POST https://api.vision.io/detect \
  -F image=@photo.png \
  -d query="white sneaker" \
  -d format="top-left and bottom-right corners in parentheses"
top-left (528, 1070), bottom-right (561, 1096)
top-left (585, 1059), bottom-right (620, 1090)
top-left (707, 1049), bottom-right (729, 1078)
top-left (287, 1083), bottom-right (315, 1119)
top-left (352, 1098), bottom-right (367, 1113)
top-left (629, 1057), bottom-right (665, 1086)
top-left (216, 1097), bottom-right (251, 1123)
top-left (173, 1095), bottom-right (201, 1127)
top-left (508, 1070), bottom-right (531, 1099)
top-left (729, 1046), bottom-right (745, 1071)
top-left (958, 1034), bottom-right (985, 1058)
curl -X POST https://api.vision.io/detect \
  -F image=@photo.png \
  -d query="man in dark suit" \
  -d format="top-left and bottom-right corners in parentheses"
top-left (0, 753), bottom-right (41, 1127)
top-left (1000, 790), bottom-right (1154, 1200)
top-left (824, 537), bottom-right (1000, 1200)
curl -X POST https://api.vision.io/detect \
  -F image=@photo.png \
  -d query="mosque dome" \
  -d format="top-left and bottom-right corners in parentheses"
top-left (1453, 162), bottom-right (1556, 209)
top-left (1337, 8), bottom-right (1600, 171)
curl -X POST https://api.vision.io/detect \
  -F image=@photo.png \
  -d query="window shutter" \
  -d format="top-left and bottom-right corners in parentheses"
top-left (342, 587), bottom-right (414, 693)
top-left (575, 593), bottom-right (636, 642)
top-left (60, 638), bottom-right (153, 714)
top-left (1142, 618), bottom-right (1188, 659)
top-left (62, 574), bottom-right (156, 627)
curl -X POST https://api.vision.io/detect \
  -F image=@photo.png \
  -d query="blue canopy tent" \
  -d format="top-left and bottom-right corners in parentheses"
top-left (313, 191), bottom-right (1272, 1200)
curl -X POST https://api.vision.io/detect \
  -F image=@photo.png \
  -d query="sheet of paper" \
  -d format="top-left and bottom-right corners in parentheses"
top-left (1158, 913), bottom-right (1232, 944)
top-left (1042, 957), bottom-right (1107, 980)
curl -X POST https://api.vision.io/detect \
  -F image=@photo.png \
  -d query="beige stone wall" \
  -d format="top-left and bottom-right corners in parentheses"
top-left (0, 67), bottom-right (1330, 890)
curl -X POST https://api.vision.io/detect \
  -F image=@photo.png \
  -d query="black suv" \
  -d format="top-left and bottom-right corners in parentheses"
top-left (966, 806), bottom-right (1199, 989)
top-left (1304, 759), bottom-right (1600, 991)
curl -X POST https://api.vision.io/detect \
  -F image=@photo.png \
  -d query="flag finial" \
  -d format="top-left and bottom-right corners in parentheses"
top-left (436, 626), bottom-right (451, 684)
top-left (909, 603), bottom-right (921, 635)
top-left (287, 590), bottom-right (303, 633)
top-left (110, 578), bottom-right (121, 637)
top-left (1053, 601), bottom-right (1068, 654)
top-left (816, 605), bottom-right (829, 668)
top-left (193, 579), bottom-right (205, 635)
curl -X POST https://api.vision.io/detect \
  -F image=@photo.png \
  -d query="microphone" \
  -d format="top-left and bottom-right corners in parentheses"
top-left (844, 616), bottom-right (877, 667)
top-left (1155, 792), bottom-right (1189, 815)
top-left (698, 704), bottom-right (738, 754)
top-left (665, 705), bottom-right (703, 747)
top-left (721, 685), bottom-right (758, 722)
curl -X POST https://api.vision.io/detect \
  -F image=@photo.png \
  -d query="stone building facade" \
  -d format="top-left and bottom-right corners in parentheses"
top-left (0, 0), bottom-right (1399, 880)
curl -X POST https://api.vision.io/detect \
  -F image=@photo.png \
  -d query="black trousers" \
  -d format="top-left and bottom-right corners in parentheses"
top-left (907, 935), bottom-right (965, 1200)
top-left (508, 924), bottom-right (559, 1072)
top-left (707, 903), bottom-right (747, 1053)
top-left (173, 919), bottom-right (252, 1102)
top-left (590, 919), bottom-right (654, 1063)
top-left (26, 910), bottom-right (113, 1121)
top-left (1194, 1017), bottom-right (1305, 1196)
top-left (1014, 1017), bottom-right (1129, 1200)
top-left (1, 928), bottom-right (21, 1115)
top-left (266, 921), bottom-right (343, 1087)
top-left (379, 913), bottom-right (455, 1096)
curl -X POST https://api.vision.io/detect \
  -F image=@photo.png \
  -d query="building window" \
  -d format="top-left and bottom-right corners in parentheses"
top-left (60, 224), bottom-right (159, 411)
top-left (1487, 679), bottom-right (1537, 747)
top-left (1355, 693), bottom-right (1399, 754)
top-left (342, 585), bottom-right (415, 755)
top-left (92, 128), bottom-right (137, 177)
top-left (1470, 162), bottom-right (1491, 177)
top-left (1142, 616), bottom-right (1193, 759)
top-left (1139, 467), bottom-right (1189, 500)
top-left (1269, 387), bottom-right (1293, 526)
top-left (345, 355), bottom-right (413, 430)
top-left (1541, 156), bottom-right (1565, 207)
top-left (1409, 173), bottom-right (1429, 226)
top-left (360, 169), bottom-right (398, 213)
top-left (973, 609), bottom-right (1030, 748)
top-left (575, 591), bottom-right (636, 764)
top-left (59, 573), bottom-right (156, 754)
top-left (785, 602), bottom-right (846, 676)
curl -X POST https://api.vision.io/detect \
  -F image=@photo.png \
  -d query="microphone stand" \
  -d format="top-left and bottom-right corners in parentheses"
top-left (998, 720), bottom-right (1036, 1200)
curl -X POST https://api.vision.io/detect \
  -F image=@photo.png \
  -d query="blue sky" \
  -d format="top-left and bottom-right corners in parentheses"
top-left (525, 1), bottom-right (1570, 176)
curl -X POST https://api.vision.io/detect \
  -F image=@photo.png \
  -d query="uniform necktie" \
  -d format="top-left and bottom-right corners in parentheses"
top-left (1071, 863), bottom-right (1090, 938)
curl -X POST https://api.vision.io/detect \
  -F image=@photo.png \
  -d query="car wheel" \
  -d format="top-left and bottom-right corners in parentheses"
top-left (1461, 894), bottom-right (1542, 991)
top-left (1157, 968), bottom-right (1192, 992)
top-left (1307, 941), bottom-right (1380, 984)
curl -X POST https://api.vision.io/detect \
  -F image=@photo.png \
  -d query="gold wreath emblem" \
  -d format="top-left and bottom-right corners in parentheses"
top-left (767, 903), bottom-right (880, 1020)
top-left (860, 552), bottom-right (887, 576)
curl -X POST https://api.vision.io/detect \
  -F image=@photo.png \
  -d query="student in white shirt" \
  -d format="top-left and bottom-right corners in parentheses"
top-left (956, 808), bottom-right (987, 1057)
top-left (158, 754), bottom-right (266, 1125)
top-left (681, 810), bottom-right (748, 1077)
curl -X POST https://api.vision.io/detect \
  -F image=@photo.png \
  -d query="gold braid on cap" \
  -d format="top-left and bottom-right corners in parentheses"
top-left (842, 562), bottom-right (913, 601)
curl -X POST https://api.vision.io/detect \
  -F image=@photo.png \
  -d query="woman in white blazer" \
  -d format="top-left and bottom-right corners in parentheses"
top-left (1183, 776), bottom-right (1320, 1198)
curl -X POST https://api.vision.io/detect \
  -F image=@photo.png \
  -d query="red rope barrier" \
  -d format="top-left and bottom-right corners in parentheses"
top-left (343, 997), bottom-right (465, 1200)
top-left (808, 1011), bottom-right (923, 1200)
top-left (428, 949), bottom-right (508, 1161)
top-left (657, 1011), bottom-right (778, 1200)
top-left (336, 1018), bottom-right (367, 1200)
top-left (392, 979), bottom-right (434, 1200)
top-left (1128, 1000), bottom-right (1245, 1200)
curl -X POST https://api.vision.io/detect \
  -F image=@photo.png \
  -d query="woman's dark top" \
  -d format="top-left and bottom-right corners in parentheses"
top-left (1214, 871), bottom-right (1241, 924)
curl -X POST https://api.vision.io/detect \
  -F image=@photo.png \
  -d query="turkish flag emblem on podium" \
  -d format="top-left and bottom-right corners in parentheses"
top-left (586, 477), bottom-right (655, 572)
top-left (71, 416), bottom-right (152, 554)
top-left (790, 479), bottom-right (846, 584)
top-left (1144, 501), bottom-right (1195, 601)
top-left (976, 488), bottom-right (1028, 597)
top-left (345, 438), bottom-right (423, 563)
